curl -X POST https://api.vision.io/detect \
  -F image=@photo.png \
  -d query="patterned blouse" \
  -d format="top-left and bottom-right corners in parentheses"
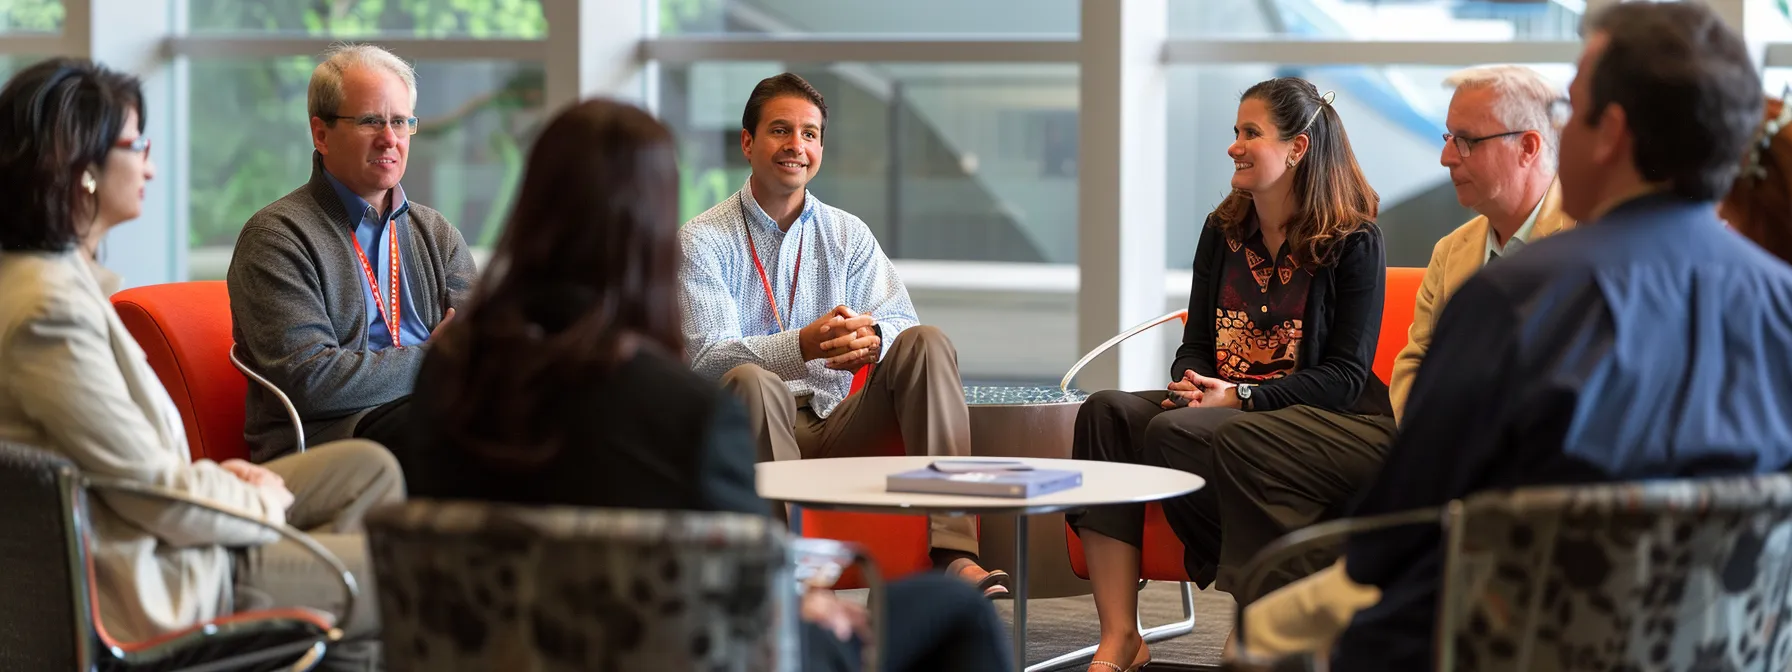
top-left (1214, 225), bottom-right (1313, 382)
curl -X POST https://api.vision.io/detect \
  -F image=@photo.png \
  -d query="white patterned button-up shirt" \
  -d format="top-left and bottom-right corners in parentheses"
top-left (679, 181), bottom-right (919, 418)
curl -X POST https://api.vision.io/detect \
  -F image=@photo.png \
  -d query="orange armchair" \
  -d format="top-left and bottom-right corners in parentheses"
top-left (111, 281), bottom-right (303, 463)
top-left (1375, 267), bottom-right (1426, 385)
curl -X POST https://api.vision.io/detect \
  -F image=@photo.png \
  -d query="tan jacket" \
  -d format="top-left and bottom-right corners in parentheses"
top-left (0, 251), bottom-right (287, 643)
top-left (1389, 180), bottom-right (1575, 424)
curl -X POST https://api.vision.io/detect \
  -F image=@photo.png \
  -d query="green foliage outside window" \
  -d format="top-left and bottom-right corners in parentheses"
top-left (184, 1), bottom-right (546, 249)
top-left (8, 0), bottom-right (754, 245)
top-left (0, 0), bottom-right (62, 32)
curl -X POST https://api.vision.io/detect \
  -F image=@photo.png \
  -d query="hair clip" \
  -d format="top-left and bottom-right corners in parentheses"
top-left (1744, 83), bottom-right (1792, 181)
top-left (1299, 91), bottom-right (1337, 135)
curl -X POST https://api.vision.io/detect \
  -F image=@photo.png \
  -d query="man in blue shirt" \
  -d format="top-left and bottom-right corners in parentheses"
top-left (680, 74), bottom-right (1007, 596)
top-left (230, 44), bottom-right (476, 462)
top-left (1332, 3), bottom-right (1792, 669)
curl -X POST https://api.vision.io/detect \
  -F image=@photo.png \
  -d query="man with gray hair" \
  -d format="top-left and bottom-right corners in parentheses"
top-left (1388, 64), bottom-right (1577, 421)
top-left (229, 43), bottom-right (475, 463)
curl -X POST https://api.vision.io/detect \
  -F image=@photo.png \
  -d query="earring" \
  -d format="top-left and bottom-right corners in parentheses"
top-left (1286, 157), bottom-right (1297, 169)
top-left (80, 171), bottom-right (96, 194)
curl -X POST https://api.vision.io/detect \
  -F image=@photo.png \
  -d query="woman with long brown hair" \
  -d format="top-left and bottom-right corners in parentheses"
top-left (396, 98), bottom-right (1010, 672)
top-left (1069, 77), bottom-right (1393, 671)
top-left (1722, 95), bottom-right (1792, 263)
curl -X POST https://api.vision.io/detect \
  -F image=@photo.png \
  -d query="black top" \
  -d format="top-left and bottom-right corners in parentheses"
top-left (1173, 215), bottom-right (1392, 416)
top-left (395, 346), bottom-right (766, 517)
top-left (1336, 193), bottom-right (1792, 671)
top-left (1213, 224), bottom-right (1313, 382)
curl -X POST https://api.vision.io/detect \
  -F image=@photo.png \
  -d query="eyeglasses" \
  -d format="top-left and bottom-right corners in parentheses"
top-left (319, 114), bottom-right (419, 136)
top-left (1443, 98), bottom-right (1573, 158)
top-left (114, 135), bottom-right (150, 161)
top-left (1442, 130), bottom-right (1528, 158)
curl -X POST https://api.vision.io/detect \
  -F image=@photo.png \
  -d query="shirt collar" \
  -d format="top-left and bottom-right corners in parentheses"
top-left (1486, 193), bottom-right (1546, 262)
top-left (739, 178), bottom-right (816, 235)
top-left (320, 166), bottom-right (409, 226)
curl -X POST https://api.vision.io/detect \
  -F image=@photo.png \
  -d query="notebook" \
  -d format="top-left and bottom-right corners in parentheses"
top-left (886, 460), bottom-right (1083, 498)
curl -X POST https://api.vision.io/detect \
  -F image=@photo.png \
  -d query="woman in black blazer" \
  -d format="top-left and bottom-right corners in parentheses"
top-left (393, 99), bottom-right (1008, 672)
top-left (1069, 77), bottom-right (1395, 672)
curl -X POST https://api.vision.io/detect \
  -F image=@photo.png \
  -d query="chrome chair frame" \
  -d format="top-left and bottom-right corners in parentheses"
top-left (1039, 308), bottom-right (1194, 672)
top-left (1059, 310), bottom-right (1189, 393)
top-left (230, 343), bottom-right (307, 453)
top-left (1216, 506), bottom-right (1444, 672)
top-left (21, 448), bottom-right (357, 671)
top-left (1230, 477), bottom-right (1792, 669)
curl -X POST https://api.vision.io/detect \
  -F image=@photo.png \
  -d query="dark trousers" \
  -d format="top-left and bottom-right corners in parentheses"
top-left (1067, 389), bottom-right (1394, 599)
top-left (352, 395), bottom-right (413, 450)
top-left (804, 573), bottom-right (1013, 672)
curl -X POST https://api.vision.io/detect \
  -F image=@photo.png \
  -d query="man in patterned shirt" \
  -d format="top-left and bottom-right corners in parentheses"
top-left (679, 73), bottom-right (1008, 596)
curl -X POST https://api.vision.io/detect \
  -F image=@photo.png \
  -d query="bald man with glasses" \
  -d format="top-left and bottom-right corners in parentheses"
top-left (229, 43), bottom-right (475, 463)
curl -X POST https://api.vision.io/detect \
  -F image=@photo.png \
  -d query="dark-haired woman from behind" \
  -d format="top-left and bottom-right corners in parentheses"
top-left (395, 98), bottom-right (1010, 672)
top-left (1068, 77), bottom-right (1393, 671)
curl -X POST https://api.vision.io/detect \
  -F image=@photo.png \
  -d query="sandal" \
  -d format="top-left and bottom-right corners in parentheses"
top-left (1087, 658), bottom-right (1150, 672)
top-left (1088, 642), bottom-right (1151, 671)
top-left (947, 558), bottom-right (1013, 599)
top-left (975, 569), bottom-right (1013, 599)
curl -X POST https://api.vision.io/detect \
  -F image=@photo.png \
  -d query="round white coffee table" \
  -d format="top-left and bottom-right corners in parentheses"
top-left (757, 455), bottom-right (1204, 672)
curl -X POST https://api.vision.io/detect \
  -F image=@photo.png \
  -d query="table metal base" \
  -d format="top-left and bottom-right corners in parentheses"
top-left (1012, 516), bottom-right (1029, 671)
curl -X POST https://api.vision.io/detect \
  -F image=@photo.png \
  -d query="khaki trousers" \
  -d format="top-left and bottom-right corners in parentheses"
top-left (234, 439), bottom-right (407, 671)
top-left (723, 324), bottom-right (979, 556)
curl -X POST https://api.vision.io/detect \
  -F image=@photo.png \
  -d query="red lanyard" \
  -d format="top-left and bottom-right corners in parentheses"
top-left (740, 194), bottom-right (804, 332)
top-left (351, 216), bottom-right (403, 348)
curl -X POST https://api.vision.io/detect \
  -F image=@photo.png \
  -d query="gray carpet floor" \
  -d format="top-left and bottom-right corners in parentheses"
top-left (847, 581), bottom-right (1235, 670)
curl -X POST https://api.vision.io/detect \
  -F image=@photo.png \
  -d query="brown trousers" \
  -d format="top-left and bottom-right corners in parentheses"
top-left (722, 324), bottom-right (979, 556)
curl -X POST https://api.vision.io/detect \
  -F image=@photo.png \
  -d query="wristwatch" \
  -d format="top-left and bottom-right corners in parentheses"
top-left (1235, 383), bottom-right (1255, 410)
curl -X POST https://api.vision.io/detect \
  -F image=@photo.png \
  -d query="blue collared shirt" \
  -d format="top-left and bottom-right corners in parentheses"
top-left (679, 180), bottom-right (920, 418)
top-left (1336, 192), bottom-right (1792, 671)
top-left (320, 169), bottom-right (433, 351)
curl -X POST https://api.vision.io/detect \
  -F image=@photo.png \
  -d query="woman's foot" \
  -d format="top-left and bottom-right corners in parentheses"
top-left (1087, 631), bottom-right (1150, 671)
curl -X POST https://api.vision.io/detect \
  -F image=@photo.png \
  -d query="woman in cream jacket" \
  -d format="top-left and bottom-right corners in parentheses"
top-left (0, 58), bottom-right (402, 671)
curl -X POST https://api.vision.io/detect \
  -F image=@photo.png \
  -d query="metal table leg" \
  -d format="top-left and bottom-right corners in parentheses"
top-left (1012, 514), bottom-right (1029, 671)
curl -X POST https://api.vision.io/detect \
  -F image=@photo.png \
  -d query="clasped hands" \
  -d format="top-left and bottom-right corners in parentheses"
top-left (1161, 369), bottom-right (1242, 410)
top-left (799, 305), bottom-right (881, 371)
top-left (220, 458), bottom-right (295, 512)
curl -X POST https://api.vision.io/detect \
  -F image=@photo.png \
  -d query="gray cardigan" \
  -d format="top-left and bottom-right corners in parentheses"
top-left (227, 153), bottom-right (476, 462)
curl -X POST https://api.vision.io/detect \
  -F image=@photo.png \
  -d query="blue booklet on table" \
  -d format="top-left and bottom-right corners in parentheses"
top-left (886, 460), bottom-right (1083, 498)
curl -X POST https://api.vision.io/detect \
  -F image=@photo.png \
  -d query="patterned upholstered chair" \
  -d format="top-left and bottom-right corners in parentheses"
top-left (366, 500), bottom-right (886, 672)
top-left (0, 441), bottom-right (356, 671)
top-left (1231, 473), bottom-right (1792, 671)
